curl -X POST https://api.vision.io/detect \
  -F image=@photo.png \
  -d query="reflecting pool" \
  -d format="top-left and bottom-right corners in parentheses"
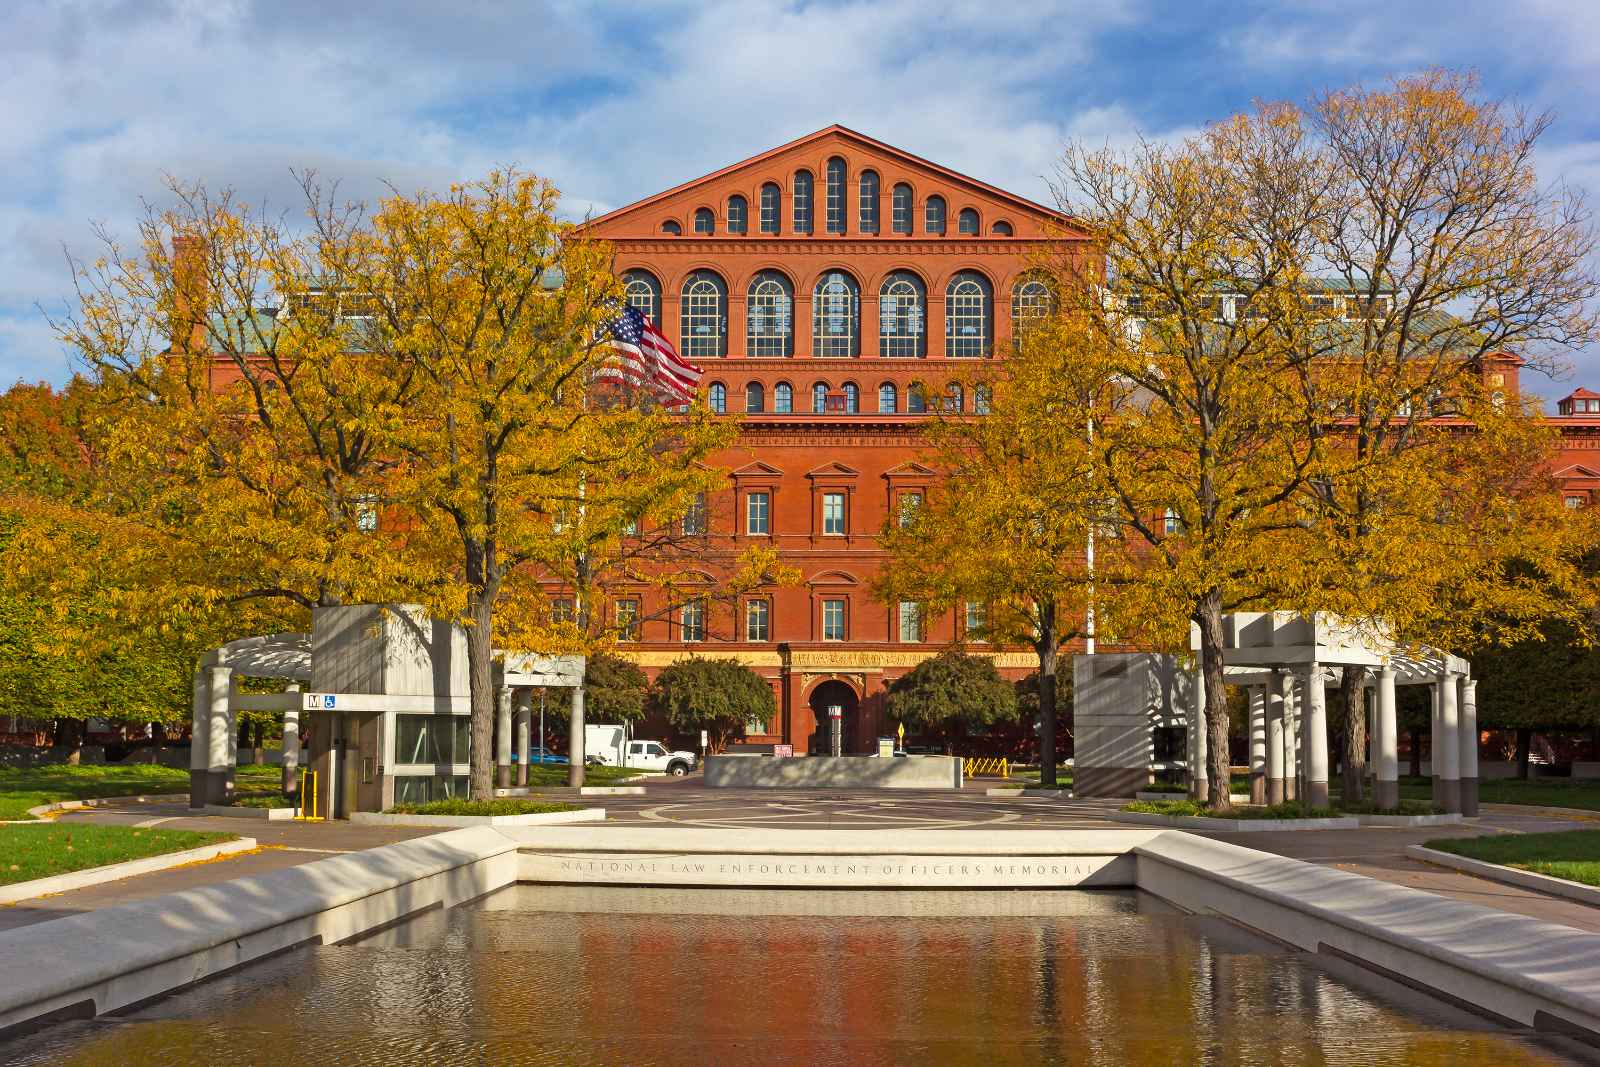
top-left (2, 887), bottom-right (1587, 1065)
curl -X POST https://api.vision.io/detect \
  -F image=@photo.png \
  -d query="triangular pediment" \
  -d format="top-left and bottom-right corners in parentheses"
top-left (806, 461), bottom-right (860, 479)
top-left (1554, 463), bottom-right (1600, 480)
top-left (731, 461), bottom-right (784, 478)
top-left (882, 461), bottom-right (937, 480)
top-left (583, 125), bottom-right (1082, 240)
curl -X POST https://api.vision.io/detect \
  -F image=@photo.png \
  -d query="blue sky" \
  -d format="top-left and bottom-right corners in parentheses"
top-left (4, 0), bottom-right (1598, 402)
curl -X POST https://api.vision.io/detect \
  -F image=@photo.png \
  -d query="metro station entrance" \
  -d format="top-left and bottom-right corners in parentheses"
top-left (807, 680), bottom-right (859, 755)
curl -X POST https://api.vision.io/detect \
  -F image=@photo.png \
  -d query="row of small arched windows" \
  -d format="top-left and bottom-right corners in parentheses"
top-left (625, 268), bottom-right (1052, 359)
top-left (659, 158), bottom-right (1013, 239)
top-left (706, 380), bottom-right (991, 416)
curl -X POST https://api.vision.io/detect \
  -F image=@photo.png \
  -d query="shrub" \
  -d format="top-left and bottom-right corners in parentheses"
top-left (385, 798), bottom-right (581, 817)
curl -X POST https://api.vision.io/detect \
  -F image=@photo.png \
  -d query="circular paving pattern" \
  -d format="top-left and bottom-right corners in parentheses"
top-left (595, 788), bottom-right (1123, 830)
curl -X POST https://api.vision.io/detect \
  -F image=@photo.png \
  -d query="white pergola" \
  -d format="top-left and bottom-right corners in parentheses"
top-left (190, 633), bottom-right (312, 806)
top-left (1189, 612), bottom-right (1478, 813)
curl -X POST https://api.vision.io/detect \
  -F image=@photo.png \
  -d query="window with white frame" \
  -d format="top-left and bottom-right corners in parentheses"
top-left (747, 270), bottom-right (793, 357)
top-left (813, 382), bottom-right (829, 413)
top-left (822, 492), bottom-right (846, 535)
top-left (898, 601), bottom-right (923, 642)
top-left (957, 208), bottom-right (979, 235)
top-left (708, 382), bottom-right (726, 413)
top-left (822, 598), bottom-right (846, 641)
top-left (727, 195), bottom-right (747, 234)
top-left (745, 381), bottom-right (764, 412)
top-left (747, 490), bottom-right (770, 535)
top-left (792, 170), bottom-right (813, 234)
top-left (891, 183), bottom-right (913, 234)
top-left (694, 207), bottom-right (714, 235)
top-left (946, 272), bottom-right (992, 357)
top-left (682, 492), bottom-right (707, 536)
top-left (925, 195), bottom-right (946, 234)
top-left (897, 490), bottom-right (922, 527)
top-left (858, 170), bottom-right (879, 234)
top-left (879, 272), bottom-right (926, 357)
top-left (825, 157), bottom-right (847, 234)
top-left (964, 601), bottom-right (985, 638)
top-left (760, 183), bottom-right (781, 234)
top-left (812, 271), bottom-right (860, 357)
top-left (616, 598), bottom-right (639, 641)
top-left (774, 382), bottom-right (793, 413)
top-left (623, 270), bottom-right (662, 327)
top-left (681, 600), bottom-right (705, 642)
top-left (680, 270), bottom-right (727, 358)
top-left (878, 382), bottom-right (897, 412)
top-left (842, 382), bottom-right (858, 412)
top-left (746, 599), bottom-right (770, 642)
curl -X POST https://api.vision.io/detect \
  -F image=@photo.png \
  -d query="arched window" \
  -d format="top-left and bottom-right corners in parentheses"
top-left (662, 219), bottom-right (681, 235)
top-left (842, 382), bottom-right (859, 413)
top-left (974, 384), bottom-right (992, 415)
top-left (858, 171), bottom-right (879, 234)
top-left (907, 382), bottom-right (927, 413)
top-left (812, 270), bottom-right (860, 357)
top-left (991, 220), bottom-right (1013, 236)
top-left (694, 207), bottom-right (715, 235)
top-left (760, 183), bottom-right (781, 234)
top-left (708, 382), bottom-right (726, 413)
top-left (925, 195), bottom-right (946, 235)
top-left (957, 208), bottom-right (979, 235)
top-left (892, 183), bottom-right (913, 234)
top-left (727, 195), bottom-right (747, 235)
top-left (745, 381), bottom-right (764, 413)
top-left (825, 157), bottom-right (847, 234)
top-left (622, 270), bottom-right (661, 327)
top-left (746, 271), bottom-right (794, 357)
top-left (774, 382), bottom-right (793, 413)
top-left (878, 382), bottom-right (897, 413)
top-left (792, 170), bottom-right (813, 234)
top-left (1011, 275), bottom-right (1054, 337)
top-left (878, 271), bottom-right (927, 358)
top-left (945, 271), bottom-right (992, 357)
top-left (813, 381), bottom-right (830, 414)
top-left (943, 383), bottom-right (964, 411)
top-left (680, 270), bottom-right (727, 358)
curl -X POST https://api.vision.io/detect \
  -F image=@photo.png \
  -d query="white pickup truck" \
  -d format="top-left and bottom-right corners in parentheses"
top-left (584, 724), bottom-right (697, 776)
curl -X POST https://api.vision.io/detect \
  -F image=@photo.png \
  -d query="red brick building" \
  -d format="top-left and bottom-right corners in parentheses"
top-left (581, 125), bottom-right (1090, 754)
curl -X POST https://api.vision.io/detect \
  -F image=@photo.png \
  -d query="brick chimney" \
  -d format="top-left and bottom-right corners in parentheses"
top-left (169, 233), bottom-right (208, 358)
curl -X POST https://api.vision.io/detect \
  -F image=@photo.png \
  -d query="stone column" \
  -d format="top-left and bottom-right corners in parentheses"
top-left (1375, 666), bottom-right (1399, 810)
top-left (568, 684), bottom-right (586, 788)
top-left (1188, 669), bottom-right (1209, 801)
top-left (515, 689), bottom-right (532, 788)
top-left (1303, 665), bottom-right (1329, 809)
top-left (1282, 672), bottom-right (1298, 802)
top-left (1267, 671), bottom-right (1286, 805)
top-left (496, 686), bottom-right (513, 789)
top-left (282, 684), bottom-right (301, 796)
top-left (1436, 671), bottom-right (1461, 814)
top-left (1248, 687), bottom-right (1267, 805)
top-left (206, 665), bottom-right (235, 806)
top-left (1430, 682), bottom-right (1442, 807)
top-left (189, 668), bottom-right (210, 809)
top-left (1459, 677), bottom-right (1479, 817)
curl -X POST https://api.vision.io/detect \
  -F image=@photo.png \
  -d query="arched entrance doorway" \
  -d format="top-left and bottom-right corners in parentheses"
top-left (807, 679), bottom-right (860, 755)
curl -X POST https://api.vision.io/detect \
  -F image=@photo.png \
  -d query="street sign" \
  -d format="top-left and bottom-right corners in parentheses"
top-left (877, 737), bottom-right (895, 758)
top-left (828, 706), bottom-right (842, 719)
top-left (700, 729), bottom-right (709, 747)
top-left (773, 744), bottom-right (794, 758)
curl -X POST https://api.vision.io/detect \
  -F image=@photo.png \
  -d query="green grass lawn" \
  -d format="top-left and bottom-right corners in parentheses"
top-left (1395, 775), bottom-right (1600, 812)
top-left (522, 763), bottom-right (651, 787)
top-left (1123, 799), bottom-right (1338, 819)
top-left (1425, 829), bottom-right (1600, 889)
top-left (386, 798), bottom-right (582, 817)
top-left (0, 824), bottom-right (237, 886)
top-left (0, 761), bottom-right (280, 820)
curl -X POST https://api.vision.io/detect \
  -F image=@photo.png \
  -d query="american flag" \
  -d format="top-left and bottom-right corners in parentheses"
top-left (595, 303), bottom-right (702, 404)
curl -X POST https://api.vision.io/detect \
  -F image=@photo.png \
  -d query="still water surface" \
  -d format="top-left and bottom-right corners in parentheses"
top-left (1, 887), bottom-right (1587, 1065)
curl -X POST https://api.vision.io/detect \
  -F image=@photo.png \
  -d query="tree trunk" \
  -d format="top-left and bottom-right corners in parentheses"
top-left (1408, 728), bottom-right (1422, 777)
top-left (1197, 591), bottom-right (1232, 811)
top-left (1515, 728), bottom-right (1533, 780)
top-left (465, 590), bottom-right (498, 801)
top-left (1035, 608), bottom-right (1060, 788)
top-left (1340, 665), bottom-right (1366, 806)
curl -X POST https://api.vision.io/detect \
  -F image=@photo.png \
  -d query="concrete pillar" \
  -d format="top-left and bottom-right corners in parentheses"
top-left (496, 686), bottom-right (513, 789)
top-left (1282, 673), bottom-right (1298, 802)
top-left (1267, 671), bottom-right (1286, 805)
top-left (206, 665), bottom-right (235, 806)
top-left (1437, 671), bottom-right (1461, 814)
top-left (1248, 687), bottom-right (1267, 805)
top-left (515, 689), bottom-right (532, 788)
top-left (188, 669), bottom-right (209, 808)
top-left (1188, 669), bottom-right (1209, 801)
top-left (1375, 666), bottom-right (1399, 810)
top-left (1303, 664), bottom-right (1329, 809)
top-left (1459, 677), bottom-right (1479, 817)
top-left (568, 683), bottom-right (586, 788)
top-left (1430, 682), bottom-right (1442, 806)
top-left (282, 684), bottom-right (301, 796)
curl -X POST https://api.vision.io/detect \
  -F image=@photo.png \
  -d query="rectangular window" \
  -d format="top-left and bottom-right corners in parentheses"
top-left (550, 598), bottom-right (575, 624)
top-left (747, 491), bottom-right (770, 535)
top-left (681, 600), bottom-right (705, 642)
top-left (898, 601), bottom-right (923, 643)
top-left (822, 492), bottom-right (845, 536)
top-left (822, 599), bottom-right (846, 641)
top-left (682, 493), bottom-right (707, 536)
top-left (355, 495), bottom-right (379, 532)
top-left (616, 598), bottom-right (639, 641)
top-left (746, 599), bottom-right (770, 642)
top-left (1163, 508), bottom-right (1181, 535)
top-left (394, 714), bottom-right (471, 767)
top-left (897, 491), bottom-right (922, 528)
top-left (964, 601), bottom-right (985, 639)
top-left (1567, 495), bottom-right (1586, 510)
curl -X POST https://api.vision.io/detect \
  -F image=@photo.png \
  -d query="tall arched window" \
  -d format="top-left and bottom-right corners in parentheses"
top-left (812, 271), bottom-right (860, 357)
top-left (727, 195), bottom-right (747, 234)
top-left (708, 382), bottom-right (726, 413)
top-left (858, 171), bottom-right (879, 234)
top-left (975, 384), bottom-right (992, 415)
top-left (760, 183), bottom-right (781, 234)
top-left (878, 382), bottom-right (898, 413)
top-left (792, 170), bottom-right (813, 234)
top-left (825, 157), bottom-right (847, 234)
top-left (680, 270), bottom-right (727, 358)
top-left (812, 381), bottom-right (829, 413)
top-left (745, 381), bottom-right (764, 412)
top-left (842, 382), bottom-right (859, 413)
top-left (746, 271), bottom-right (794, 357)
top-left (774, 382), bottom-right (793, 413)
top-left (878, 271), bottom-right (927, 358)
top-left (622, 270), bottom-right (661, 327)
top-left (907, 382), bottom-right (927, 413)
top-left (945, 271), bottom-right (992, 357)
top-left (1011, 275), bottom-right (1054, 337)
top-left (662, 219), bottom-right (681, 235)
top-left (925, 195), bottom-right (946, 235)
top-left (694, 207), bottom-right (715, 235)
top-left (943, 383), bottom-right (964, 411)
top-left (892, 183), bottom-right (913, 234)
top-left (957, 208), bottom-right (979, 235)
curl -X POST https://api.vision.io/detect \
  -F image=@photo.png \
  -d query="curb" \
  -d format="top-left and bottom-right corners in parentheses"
top-left (1110, 811), bottom-right (1360, 832)
top-left (23, 793), bottom-right (190, 820)
top-left (1406, 844), bottom-right (1600, 909)
top-left (202, 804), bottom-right (298, 821)
top-left (0, 836), bottom-right (256, 905)
top-left (1135, 792), bottom-right (1251, 804)
top-left (1356, 813), bottom-right (1462, 827)
top-left (350, 808), bottom-right (606, 828)
top-left (985, 787), bottom-right (1066, 797)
